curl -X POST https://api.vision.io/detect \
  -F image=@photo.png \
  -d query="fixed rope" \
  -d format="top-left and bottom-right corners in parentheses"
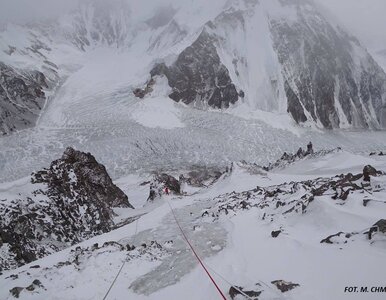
top-left (166, 199), bottom-right (228, 300)
top-left (102, 216), bottom-right (140, 300)
top-left (167, 198), bottom-right (287, 300)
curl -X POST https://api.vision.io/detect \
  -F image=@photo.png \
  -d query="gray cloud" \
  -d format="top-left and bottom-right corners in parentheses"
top-left (315, 0), bottom-right (386, 50)
top-left (0, 0), bottom-right (385, 51)
top-left (0, 0), bottom-right (80, 23)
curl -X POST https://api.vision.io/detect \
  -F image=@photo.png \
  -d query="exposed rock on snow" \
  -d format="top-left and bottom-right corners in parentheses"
top-left (147, 173), bottom-right (181, 201)
top-left (65, 240), bottom-right (167, 270)
top-left (202, 167), bottom-right (385, 222)
top-left (133, 78), bottom-right (156, 99)
top-left (229, 284), bottom-right (262, 300)
top-left (321, 219), bottom-right (386, 244)
top-left (271, 230), bottom-right (282, 238)
top-left (271, 280), bottom-right (300, 293)
top-left (150, 30), bottom-right (240, 109)
top-left (180, 166), bottom-right (228, 187)
top-left (362, 165), bottom-right (381, 181)
top-left (10, 279), bottom-right (45, 299)
top-left (0, 147), bottom-right (132, 271)
top-left (369, 151), bottom-right (385, 156)
top-left (0, 62), bottom-right (48, 135)
top-left (368, 219), bottom-right (386, 240)
top-left (264, 144), bottom-right (340, 171)
top-left (4, 240), bottom-right (169, 299)
top-left (320, 232), bottom-right (355, 245)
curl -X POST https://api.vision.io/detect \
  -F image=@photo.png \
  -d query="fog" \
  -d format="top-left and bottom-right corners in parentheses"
top-left (317, 0), bottom-right (386, 51)
top-left (0, 0), bottom-right (385, 50)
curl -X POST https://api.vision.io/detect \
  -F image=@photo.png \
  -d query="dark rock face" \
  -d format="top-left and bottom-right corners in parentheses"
top-left (0, 147), bottom-right (132, 271)
top-left (150, 30), bottom-right (239, 109)
top-left (147, 173), bottom-right (180, 201)
top-left (270, 1), bottom-right (386, 129)
top-left (0, 62), bottom-right (47, 135)
top-left (31, 147), bottom-right (132, 209)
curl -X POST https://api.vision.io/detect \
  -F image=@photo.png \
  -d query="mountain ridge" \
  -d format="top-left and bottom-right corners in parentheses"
top-left (0, 0), bottom-right (386, 134)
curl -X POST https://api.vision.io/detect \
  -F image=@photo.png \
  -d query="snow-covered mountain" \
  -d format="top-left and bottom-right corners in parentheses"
top-left (1, 0), bottom-right (386, 134)
top-left (1, 2), bottom-right (386, 299)
top-left (148, 0), bottom-right (386, 128)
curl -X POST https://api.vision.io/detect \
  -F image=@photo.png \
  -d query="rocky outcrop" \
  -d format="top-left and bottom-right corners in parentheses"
top-left (180, 166), bottom-right (226, 187)
top-left (150, 30), bottom-right (240, 109)
top-left (31, 147), bottom-right (133, 209)
top-left (0, 147), bottom-right (132, 271)
top-left (321, 219), bottom-right (386, 244)
top-left (264, 144), bottom-right (339, 171)
top-left (202, 166), bottom-right (385, 222)
top-left (0, 62), bottom-right (47, 135)
top-left (147, 173), bottom-right (180, 201)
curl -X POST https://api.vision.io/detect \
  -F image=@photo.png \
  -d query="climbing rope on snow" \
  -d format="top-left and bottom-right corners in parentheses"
top-left (102, 216), bottom-right (140, 300)
top-left (166, 198), bottom-right (287, 300)
top-left (205, 264), bottom-right (286, 300)
top-left (166, 199), bottom-right (286, 300)
top-left (204, 265), bottom-right (257, 300)
top-left (166, 199), bottom-right (228, 300)
top-left (102, 259), bottom-right (126, 300)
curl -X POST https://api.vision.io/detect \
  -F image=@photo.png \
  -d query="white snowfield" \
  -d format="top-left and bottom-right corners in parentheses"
top-left (1, 151), bottom-right (386, 300)
top-left (1, 0), bottom-right (386, 183)
top-left (1, 0), bottom-right (386, 299)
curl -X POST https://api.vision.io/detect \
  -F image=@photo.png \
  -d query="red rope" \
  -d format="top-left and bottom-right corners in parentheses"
top-left (167, 200), bottom-right (227, 300)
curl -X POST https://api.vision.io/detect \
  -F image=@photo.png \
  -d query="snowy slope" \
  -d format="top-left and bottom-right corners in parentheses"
top-left (0, 1), bottom-right (386, 299)
top-left (1, 150), bottom-right (386, 299)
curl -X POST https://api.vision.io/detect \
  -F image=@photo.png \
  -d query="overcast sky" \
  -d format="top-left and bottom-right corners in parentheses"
top-left (317, 0), bottom-right (386, 50)
top-left (0, 0), bottom-right (385, 50)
